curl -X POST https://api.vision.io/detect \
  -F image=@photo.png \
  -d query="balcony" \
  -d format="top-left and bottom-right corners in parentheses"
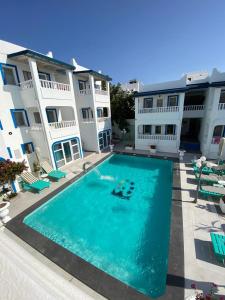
top-left (79, 89), bottom-right (92, 95)
top-left (218, 103), bottom-right (225, 110)
top-left (183, 105), bottom-right (205, 118)
top-left (138, 134), bottom-right (177, 141)
top-left (138, 106), bottom-right (179, 114)
top-left (48, 120), bottom-right (78, 139)
top-left (95, 89), bottom-right (108, 96)
top-left (20, 79), bottom-right (73, 105)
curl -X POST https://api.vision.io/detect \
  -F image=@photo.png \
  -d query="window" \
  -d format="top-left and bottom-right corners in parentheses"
top-left (143, 98), bottom-right (153, 108)
top-left (1, 64), bottom-right (18, 85)
top-left (165, 125), bottom-right (176, 135)
top-left (53, 138), bottom-right (81, 168)
top-left (155, 125), bottom-right (162, 134)
top-left (167, 95), bottom-right (178, 107)
top-left (143, 125), bottom-right (152, 134)
top-left (11, 109), bottom-right (29, 128)
top-left (98, 130), bottom-right (111, 150)
top-left (212, 125), bottom-right (225, 144)
top-left (81, 108), bottom-right (93, 120)
top-left (38, 72), bottom-right (51, 81)
top-left (33, 112), bottom-right (41, 124)
top-left (157, 98), bottom-right (163, 107)
top-left (21, 142), bottom-right (34, 154)
top-left (97, 108), bottom-right (103, 118)
top-left (79, 80), bottom-right (85, 90)
top-left (103, 107), bottom-right (108, 117)
top-left (46, 109), bottom-right (58, 123)
top-left (23, 71), bottom-right (32, 81)
top-left (219, 90), bottom-right (225, 104)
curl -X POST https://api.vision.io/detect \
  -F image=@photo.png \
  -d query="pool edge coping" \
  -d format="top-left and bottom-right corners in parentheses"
top-left (6, 152), bottom-right (184, 300)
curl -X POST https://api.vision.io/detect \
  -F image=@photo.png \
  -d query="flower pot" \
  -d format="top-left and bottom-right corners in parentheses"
top-left (0, 202), bottom-right (11, 223)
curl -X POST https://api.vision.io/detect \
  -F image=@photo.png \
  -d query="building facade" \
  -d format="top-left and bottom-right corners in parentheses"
top-left (0, 40), bottom-right (112, 191)
top-left (135, 69), bottom-right (225, 159)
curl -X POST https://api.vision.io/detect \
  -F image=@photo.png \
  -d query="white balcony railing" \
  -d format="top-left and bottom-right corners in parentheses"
top-left (82, 118), bottom-right (95, 123)
top-left (183, 105), bottom-right (205, 111)
top-left (49, 120), bottom-right (76, 129)
top-left (79, 89), bottom-right (92, 95)
top-left (138, 106), bottom-right (179, 114)
top-left (97, 117), bottom-right (110, 122)
top-left (95, 89), bottom-right (108, 95)
top-left (218, 103), bottom-right (225, 110)
top-left (138, 134), bottom-right (177, 141)
top-left (40, 80), bottom-right (70, 91)
top-left (20, 80), bottom-right (34, 90)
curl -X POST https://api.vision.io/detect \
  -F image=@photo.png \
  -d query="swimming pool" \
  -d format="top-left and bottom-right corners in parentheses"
top-left (24, 154), bottom-right (173, 298)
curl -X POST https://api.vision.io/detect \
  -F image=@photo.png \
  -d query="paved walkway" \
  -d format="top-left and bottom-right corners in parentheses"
top-left (0, 151), bottom-right (225, 299)
top-left (181, 155), bottom-right (225, 298)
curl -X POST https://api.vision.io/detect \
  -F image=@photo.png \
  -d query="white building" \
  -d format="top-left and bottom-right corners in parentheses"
top-left (135, 69), bottom-right (225, 159)
top-left (0, 40), bottom-right (112, 191)
top-left (121, 79), bottom-right (142, 92)
top-left (73, 62), bottom-right (112, 152)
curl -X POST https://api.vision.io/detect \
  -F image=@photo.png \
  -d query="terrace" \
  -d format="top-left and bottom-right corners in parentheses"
top-left (0, 151), bottom-right (225, 299)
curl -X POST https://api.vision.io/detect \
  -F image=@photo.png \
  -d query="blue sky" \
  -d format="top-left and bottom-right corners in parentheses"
top-left (1, 0), bottom-right (225, 84)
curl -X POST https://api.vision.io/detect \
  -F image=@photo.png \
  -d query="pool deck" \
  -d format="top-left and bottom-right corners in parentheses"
top-left (0, 150), bottom-right (225, 299)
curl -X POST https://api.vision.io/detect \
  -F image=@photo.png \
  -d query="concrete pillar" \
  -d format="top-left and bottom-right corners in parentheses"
top-left (28, 58), bottom-right (55, 166)
top-left (89, 74), bottom-right (100, 152)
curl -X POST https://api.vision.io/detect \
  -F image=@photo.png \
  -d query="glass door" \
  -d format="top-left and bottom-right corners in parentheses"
top-left (63, 141), bottom-right (72, 163)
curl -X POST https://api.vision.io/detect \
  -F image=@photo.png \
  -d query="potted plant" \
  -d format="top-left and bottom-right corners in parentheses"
top-left (219, 195), bottom-right (225, 213)
top-left (0, 159), bottom-right (28, 199)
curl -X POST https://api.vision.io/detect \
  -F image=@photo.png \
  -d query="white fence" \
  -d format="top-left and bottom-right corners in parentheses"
top-left (49, 120), bottom-right (76, 129)
top-left (183, 105), bottom-right (205, 111)
top-left (138, 106), bottom-right (179, 113)
top-left (95, 89), bottom-right (108, 95)
top-left (218, 103), bottom-right (225, 110)
top-left (138, 134), bottom-right (177, 140)
top-left (20, 80), bottom-right (33, 89)
top-left (40, 80), bottom-right (70, 91)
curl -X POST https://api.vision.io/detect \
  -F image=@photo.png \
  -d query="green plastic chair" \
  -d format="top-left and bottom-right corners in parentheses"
top-left (199, 184), bottom-right (225, 199)
top-left (210, 233), bottom-right (225, 263)
top-left (41, 161), bottom-right (66, 181)
top-left (21, 172), bottom-right (50, 193)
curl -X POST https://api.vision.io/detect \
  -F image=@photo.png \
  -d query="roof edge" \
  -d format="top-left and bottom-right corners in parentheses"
top-left (8, 49), bottom-right (75, 70)
top-left (74, 70), bottom-right (112, 81)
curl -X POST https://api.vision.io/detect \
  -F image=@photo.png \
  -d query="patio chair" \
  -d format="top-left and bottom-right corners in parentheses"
top-left (41, 161), bottom-right (66, 181)
top-left (199, 184), bottom-right (225, 199)
top-left (210, 233), bottom-right (225, 263)
top-left (193, 171), bottom-right (220, 185)
top-left (193, 165), bottom-right (214, 175)
top-left (20, 172), bottom-right (50, 193)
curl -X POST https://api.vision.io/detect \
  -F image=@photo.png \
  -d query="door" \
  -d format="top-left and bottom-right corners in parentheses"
top-left (63, 141), bottom-right (72, 163)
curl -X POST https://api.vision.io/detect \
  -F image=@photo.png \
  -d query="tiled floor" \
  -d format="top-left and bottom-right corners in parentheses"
top-left (0, 151), bottom-right (225, 299)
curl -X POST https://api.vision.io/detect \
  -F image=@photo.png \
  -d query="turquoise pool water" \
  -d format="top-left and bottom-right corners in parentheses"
top-left (24, 154), bottom-right (173, 298)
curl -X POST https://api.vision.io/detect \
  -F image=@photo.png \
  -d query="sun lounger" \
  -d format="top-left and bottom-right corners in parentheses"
top-left (194, 171), bottom-right (220, 185)
top-left (41, 161), bottom-right (66, 181)
top-left (210, 233), bottom-right (225, 263)
top-left (199, 184), bottom-right (225, 198)
top-left (21, 172), bottom-right (50, 193)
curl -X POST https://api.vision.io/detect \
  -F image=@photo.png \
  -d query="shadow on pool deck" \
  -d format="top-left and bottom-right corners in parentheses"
top-left (6, 153), bottom-right (185, 300)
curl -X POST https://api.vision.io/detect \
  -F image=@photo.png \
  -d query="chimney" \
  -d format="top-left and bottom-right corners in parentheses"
top-left (46, 51), bottom-right (53, 58)
top-left (71, 58), bottom-right (78, 67)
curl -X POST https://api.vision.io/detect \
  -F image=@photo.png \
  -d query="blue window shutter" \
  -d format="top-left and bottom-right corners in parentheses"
top-left (21, 144), bottom-right (25, 154)
top-left (0, 120), bottom-right (3, 130)
top-left (10, 109), bottom-right (18, 128)
top-left (7, 147), bottom-right (13, 158)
